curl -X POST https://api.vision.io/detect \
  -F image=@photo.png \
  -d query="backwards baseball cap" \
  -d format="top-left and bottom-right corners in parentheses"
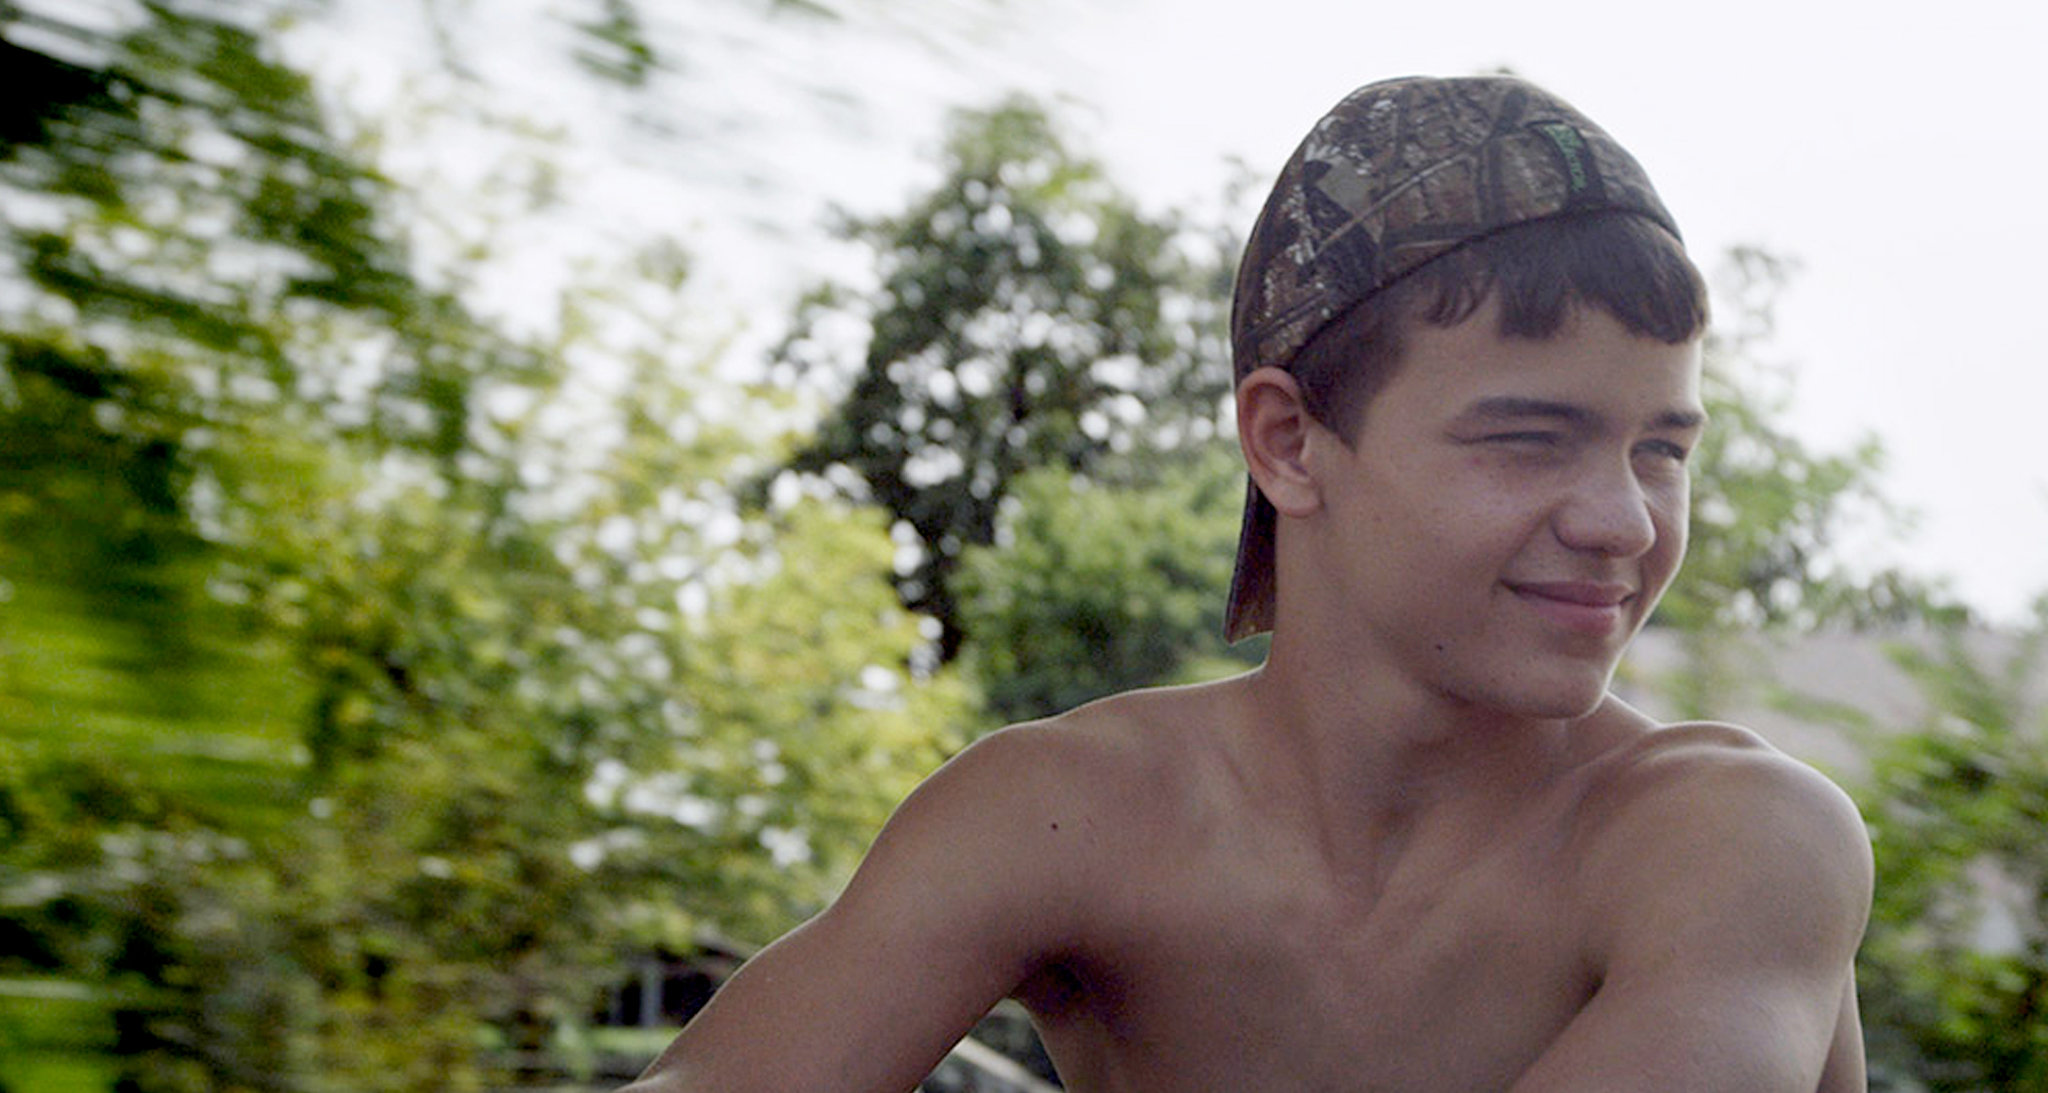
top-left (1223, 74), bottom-right (1683, 642)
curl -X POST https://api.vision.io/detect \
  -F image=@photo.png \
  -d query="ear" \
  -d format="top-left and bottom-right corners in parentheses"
top-left (1236, 366), bottom-right (1323, 518)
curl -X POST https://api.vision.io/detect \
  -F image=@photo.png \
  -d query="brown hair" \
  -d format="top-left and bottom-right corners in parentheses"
top-left (1284, 210), bottom-right (1709, 444)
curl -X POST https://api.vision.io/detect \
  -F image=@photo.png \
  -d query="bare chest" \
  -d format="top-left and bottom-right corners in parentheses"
top-left (1027, 818), bottom-right (1594, 1092)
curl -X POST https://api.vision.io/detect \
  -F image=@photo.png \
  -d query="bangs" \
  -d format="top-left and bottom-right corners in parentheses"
top-left (1284, 211), bottom-right (1707, 443)
top-left (1407, 211), bottom-right (1709, 345)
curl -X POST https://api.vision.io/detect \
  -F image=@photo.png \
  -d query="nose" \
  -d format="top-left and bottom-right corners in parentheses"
top-left (1552, 461), bottom-right (1658, 558)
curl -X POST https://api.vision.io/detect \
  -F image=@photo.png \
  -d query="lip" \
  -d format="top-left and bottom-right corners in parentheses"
top-left (1505, 580), bottom-right (1637, 636)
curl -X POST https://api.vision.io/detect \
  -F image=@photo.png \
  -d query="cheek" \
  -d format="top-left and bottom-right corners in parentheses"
top-left (1646, 489), bottom-right (1691, 576)
top-left (1659, 478), bottom-right (1691, 540)
top-left (1459, 469), bottom-right (1564, 548)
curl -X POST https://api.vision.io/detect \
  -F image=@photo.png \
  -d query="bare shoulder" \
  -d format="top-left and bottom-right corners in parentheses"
top-left (909, 686), bottom-right (1192, 823)
top-left (862, 682), bottom-right (1226, 901)
top-left (1573, 718), bottom-right (1873, 965)
top-left (1589, 719), bottom-right (1867, 848)
top-left (1507, 718), bottom-right (1876, 1091)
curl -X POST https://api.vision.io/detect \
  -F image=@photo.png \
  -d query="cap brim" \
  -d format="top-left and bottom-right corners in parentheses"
top-left (1223, 478), bottom-right (1277, 642)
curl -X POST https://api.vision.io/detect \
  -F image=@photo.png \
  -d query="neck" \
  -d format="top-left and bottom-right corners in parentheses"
top-left (1233, 627), bottom-right (1593, 849)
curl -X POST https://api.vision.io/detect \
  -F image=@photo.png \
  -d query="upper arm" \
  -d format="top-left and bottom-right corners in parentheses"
top-left (623, 725), bottom-right (1103, 1093)
top-left (1512, 734), bottom-right (1873, 1093)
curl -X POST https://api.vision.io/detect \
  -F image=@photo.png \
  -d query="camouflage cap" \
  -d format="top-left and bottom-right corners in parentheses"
top-left (1224, 75), bottom-right (1682, 642)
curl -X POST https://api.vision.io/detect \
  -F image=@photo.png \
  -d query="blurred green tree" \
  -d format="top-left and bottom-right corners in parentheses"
top-left (1852, 606), bottom-right (2048, 1092)
top-left (0, 2), bottom-right (970, 1090)
top-left (773, 94), bottom-right (1235, 661)
top-left (954, 443), bottom-right (1251, 724)
top-left (1, 10), bottom-right (499, 1084)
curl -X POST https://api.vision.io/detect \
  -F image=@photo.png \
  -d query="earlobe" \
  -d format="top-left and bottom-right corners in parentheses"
top-left (1237, 367), bottom-right (1323, 518)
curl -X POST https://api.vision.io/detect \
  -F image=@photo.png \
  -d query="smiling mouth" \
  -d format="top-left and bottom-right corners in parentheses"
top-left (1505, 581), bottom-right (1637, 635)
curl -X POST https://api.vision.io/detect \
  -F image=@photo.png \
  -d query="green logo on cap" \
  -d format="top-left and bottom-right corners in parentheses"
top-left (1532, 121), bottom-right (1592, 194)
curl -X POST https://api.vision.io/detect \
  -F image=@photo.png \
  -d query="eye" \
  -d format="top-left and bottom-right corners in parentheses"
top-left (1486, 432), bottom-right (1563, 447)
top-left (1634, 438), bottom-right (1692, 463)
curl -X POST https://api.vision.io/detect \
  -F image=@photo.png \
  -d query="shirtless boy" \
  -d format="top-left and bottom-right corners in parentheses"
top-left (626, 75), bottom-right (1872, 1092)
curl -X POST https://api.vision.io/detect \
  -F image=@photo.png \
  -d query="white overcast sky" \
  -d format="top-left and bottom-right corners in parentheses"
top-left (305, 0), bottom-right (2048, 623)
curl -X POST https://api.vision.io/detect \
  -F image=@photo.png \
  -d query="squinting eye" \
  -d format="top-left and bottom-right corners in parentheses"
top-left (1488, 432), bottom-right (1561, 446)
top-left (1636, 439), bottom-right (1691, 463)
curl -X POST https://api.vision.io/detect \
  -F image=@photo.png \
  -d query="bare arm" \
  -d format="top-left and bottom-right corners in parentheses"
top-left (621, 726), bottom-right (1097, 1093)
top-left (1512, 732), bottom-right (1873, 1093)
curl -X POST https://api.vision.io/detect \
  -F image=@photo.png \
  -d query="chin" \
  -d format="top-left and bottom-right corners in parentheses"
top-left (1518, 686), bottom-right (1611, 722)
top-left (1448, 660), bottom-right (1616, 722)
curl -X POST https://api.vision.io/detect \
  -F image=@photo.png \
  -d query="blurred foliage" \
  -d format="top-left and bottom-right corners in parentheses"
top-left (569, 0), bottom-right (659, 87)
top-left (774, 94), bottom-right (1235, 661)
top-left (1855, 606), bottom-right (2048, 1092)
top-left (0, 1), bottom-right (965, 1090)
top-left (956, 444), bottom-right (1254, 724)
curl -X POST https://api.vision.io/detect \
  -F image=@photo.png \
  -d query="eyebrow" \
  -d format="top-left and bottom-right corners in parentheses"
top-left (1458, 396), bottom-right (1707, 431)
